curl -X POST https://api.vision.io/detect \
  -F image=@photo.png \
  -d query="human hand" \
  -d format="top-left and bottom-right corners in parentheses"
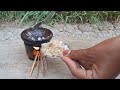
top-left (62, 36), bottom-right (120, 79)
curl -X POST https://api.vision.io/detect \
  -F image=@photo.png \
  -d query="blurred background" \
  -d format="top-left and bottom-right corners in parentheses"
top-left (0, 11), bottom-right (119, 25)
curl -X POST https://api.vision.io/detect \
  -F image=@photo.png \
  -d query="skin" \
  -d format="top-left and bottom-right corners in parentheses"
top-left (62, 35), bottom-right (120, 79)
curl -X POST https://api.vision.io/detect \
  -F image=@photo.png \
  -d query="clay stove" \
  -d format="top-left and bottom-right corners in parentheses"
top-left (21, 23), bottom-right (53, 78)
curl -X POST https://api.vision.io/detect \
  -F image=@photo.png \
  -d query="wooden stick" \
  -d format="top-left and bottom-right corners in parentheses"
top-left (44, 56), bottom-right (48, 73)
top-left (36, 52), bottom-right (40, 79)
top-left (42, 53), bottom-right (47, 75)
top-left (42, 53), bottom-right (46, 76)
top-left (29, 51), bottom-right (39, 77)
top-left (41, 52), bottom-right (44, 77)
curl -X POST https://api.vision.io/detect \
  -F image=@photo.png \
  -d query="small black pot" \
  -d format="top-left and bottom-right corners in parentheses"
top-left (21, 23), bottom-right (53, 60)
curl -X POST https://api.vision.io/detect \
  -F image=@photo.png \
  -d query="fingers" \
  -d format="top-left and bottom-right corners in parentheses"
top-left (63, 49), bottom-right (87, 61)
top-left (63, 50), bottom-right (93, 70)
top-left (62, 56), bottom-right (87, 79)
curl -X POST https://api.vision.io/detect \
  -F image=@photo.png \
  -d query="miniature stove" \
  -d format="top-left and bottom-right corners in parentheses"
top-left (21, 23), bottom-right (53, 78)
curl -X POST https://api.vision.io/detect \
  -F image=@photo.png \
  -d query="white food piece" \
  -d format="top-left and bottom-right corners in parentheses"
top-left (41, 40), bottom-right (69, 57)
top-left (38, 37), bottom-right (42, 40)
top-left (31, 37), bottom-right (35, 41)
top-left (42, 37), bottom-right (45, 39)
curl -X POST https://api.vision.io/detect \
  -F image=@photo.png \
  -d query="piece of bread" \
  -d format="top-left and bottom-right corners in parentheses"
top-left (41, 40), bottom-right (69, 57)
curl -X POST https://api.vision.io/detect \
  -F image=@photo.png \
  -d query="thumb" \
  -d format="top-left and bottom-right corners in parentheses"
top-left (62, 56), bottom-right (86, 79)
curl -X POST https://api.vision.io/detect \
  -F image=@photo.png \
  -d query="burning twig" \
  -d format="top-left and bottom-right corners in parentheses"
top-left (36, 52), bottom-right (40, 79)
top-left (29, 46), bottom-right (47, 78)
top-left (44, 58), bottom-right (48, 73)
top-left (29, 51), bottom-right (39, 77)
top-left (40, 52), bottom-right (44, 77)
top-left (42, 52), bottom-right (47, 74)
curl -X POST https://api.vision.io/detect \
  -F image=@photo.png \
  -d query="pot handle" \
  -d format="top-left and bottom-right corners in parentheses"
top-left (33, 22), bottom-right (42, 30)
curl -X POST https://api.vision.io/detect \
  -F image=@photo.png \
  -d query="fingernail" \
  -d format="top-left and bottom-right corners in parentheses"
top-left (63, 50), bottom-right (69, 55)
top-left (63, 50), bottom-right (71, 56)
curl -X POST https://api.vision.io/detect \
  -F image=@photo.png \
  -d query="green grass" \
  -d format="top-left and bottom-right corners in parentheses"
top-left (0, 11), bottom-right (120, 25)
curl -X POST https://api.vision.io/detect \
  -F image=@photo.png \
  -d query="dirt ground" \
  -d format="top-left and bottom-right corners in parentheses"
top-left (0, 22), bottom-right (120, 79)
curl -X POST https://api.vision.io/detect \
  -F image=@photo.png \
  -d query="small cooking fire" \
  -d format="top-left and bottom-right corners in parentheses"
top-left (21, 22), bottom-right (53, 79)
top-left (29, 46), bottom-right (47, 78)
top-left (33, 46), bottom-right (40, 56)
top-left (33, 46), bottom-right (40, 50)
